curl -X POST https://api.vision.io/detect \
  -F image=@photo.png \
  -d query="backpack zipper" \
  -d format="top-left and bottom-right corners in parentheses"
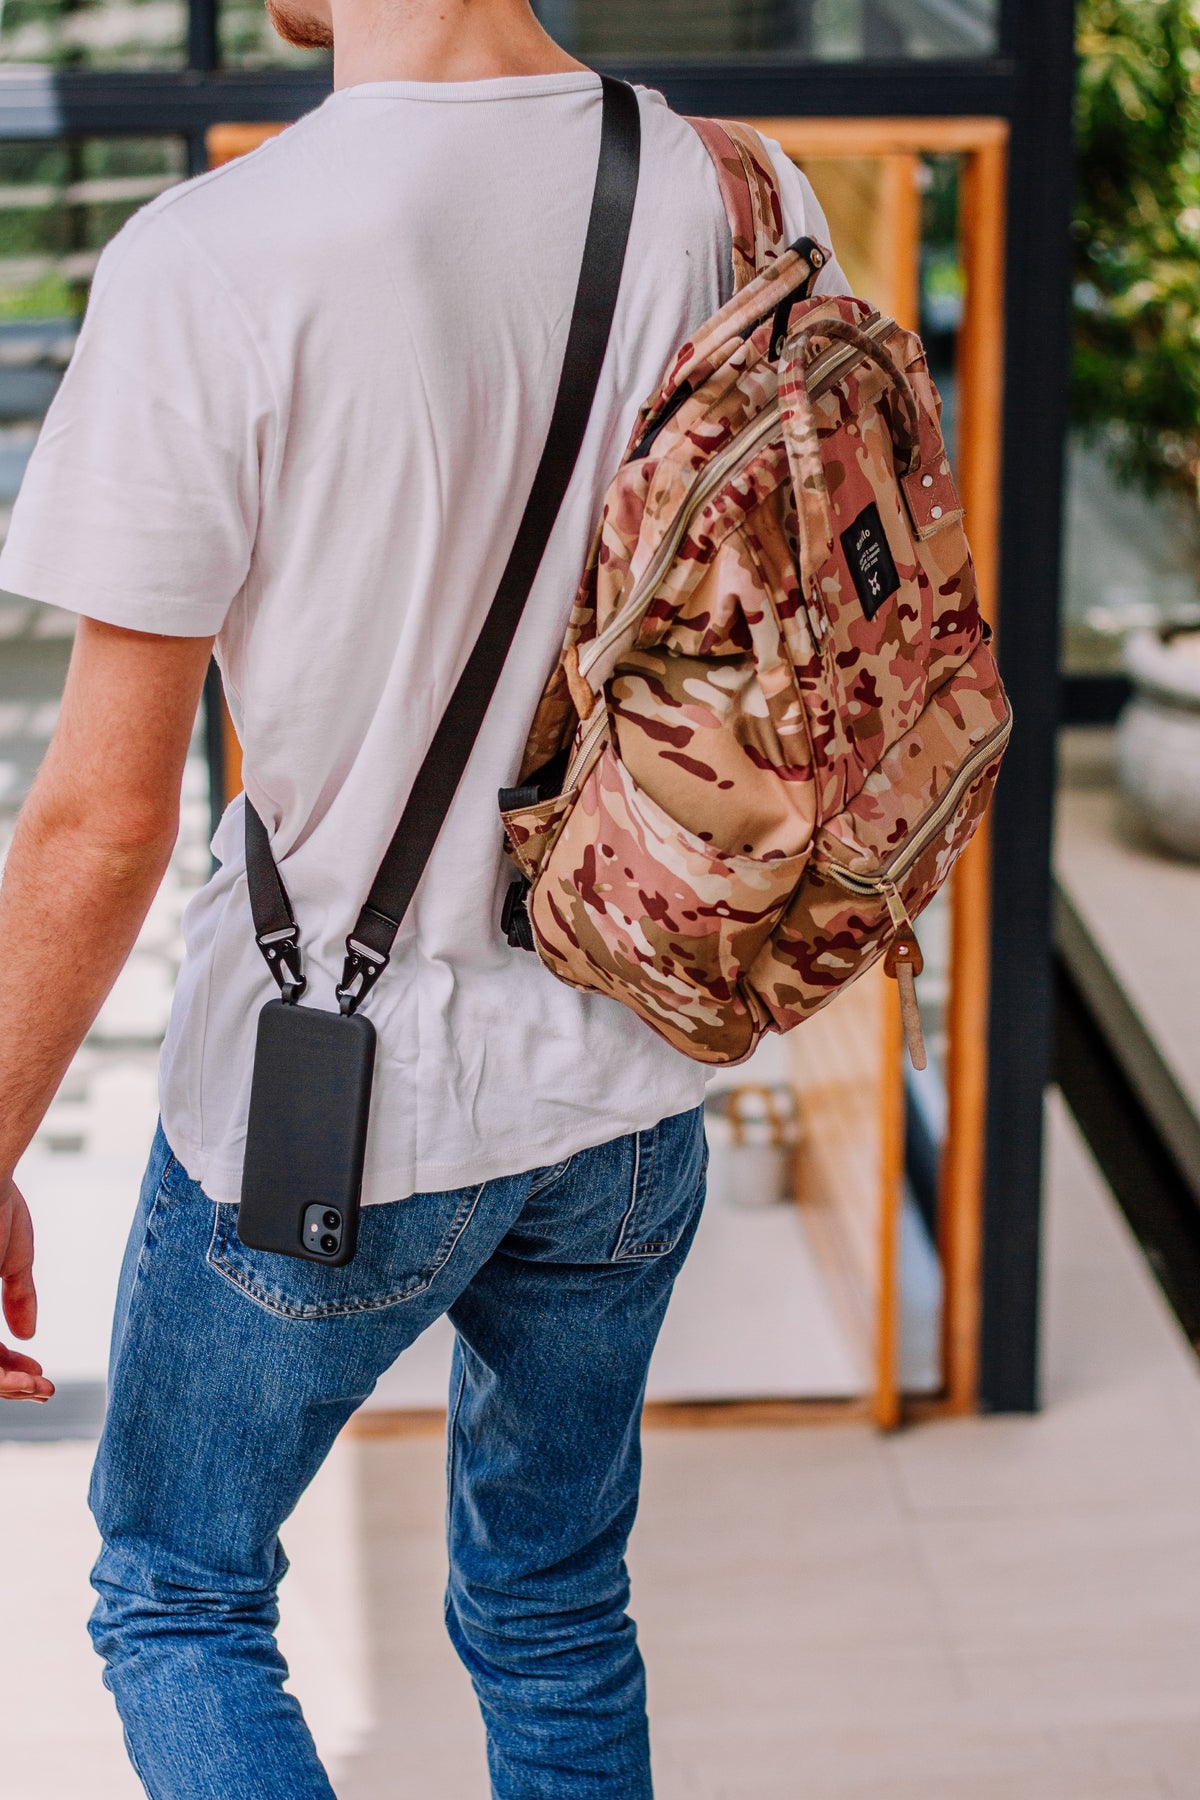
top-left (577, 315), bottom-right (898, 696)
top-left (814, 709), bottom-right (1012, 900)
top-left (562, 690), bottom-right (611, 791)
top-left (814, 708), bottom-right (1013, 1067)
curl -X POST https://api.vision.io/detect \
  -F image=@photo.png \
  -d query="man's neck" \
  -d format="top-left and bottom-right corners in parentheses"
top-left (331, 0), bottom-right (587, 90)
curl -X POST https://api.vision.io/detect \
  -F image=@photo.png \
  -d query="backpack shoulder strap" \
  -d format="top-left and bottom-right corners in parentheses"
top-left (686, 116), bottom-right (788, 291)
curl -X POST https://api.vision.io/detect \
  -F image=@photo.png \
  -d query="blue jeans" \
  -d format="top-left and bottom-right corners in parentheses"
top-left (88, 1109), bottom-right (706, 1799)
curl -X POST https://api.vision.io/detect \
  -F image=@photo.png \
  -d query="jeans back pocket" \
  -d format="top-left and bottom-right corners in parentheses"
top-left (206, 1181), bottom-right (486, 1320)
top-left (612, 1106), bottom-right (708, 1261)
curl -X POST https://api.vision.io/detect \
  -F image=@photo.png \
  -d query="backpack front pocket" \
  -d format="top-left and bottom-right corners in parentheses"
top-left (527, 737), bottom-right (808, 1064)
top-left (747, 649), bottom-right (1011, 1030)
top-left (500, 787), bottom-right (575, 881)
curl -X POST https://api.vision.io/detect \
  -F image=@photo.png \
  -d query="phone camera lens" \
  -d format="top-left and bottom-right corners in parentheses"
top-left (319, 1233), bottom-right (338, 1254)
top-left (323, 1210), bottom-right (341, 1230)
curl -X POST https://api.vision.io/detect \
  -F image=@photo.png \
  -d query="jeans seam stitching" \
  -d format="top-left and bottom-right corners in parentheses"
top-left (105, 1161), bottom-right (177, 1393)
top-left (156, 1153), bottom-right (182, 1201)
top-left (613, 1114), bottom-right (700, 1261)
top-left (444, 1350), bottom-right (469, 1585)
top-left (524, 1153), bottom-right (576, 1201)
top-left (611, 1129), bottom-right (644, 1260)
top-left (624, 1137), bottom-right (707, 1260)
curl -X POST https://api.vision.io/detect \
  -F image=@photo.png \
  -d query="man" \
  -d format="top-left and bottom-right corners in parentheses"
top-left (0, 1), bottom-right (843, 1792)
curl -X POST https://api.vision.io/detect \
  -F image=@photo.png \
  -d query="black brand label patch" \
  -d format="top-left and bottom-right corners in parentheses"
top-left (840, 502), bottom-right (901, 621)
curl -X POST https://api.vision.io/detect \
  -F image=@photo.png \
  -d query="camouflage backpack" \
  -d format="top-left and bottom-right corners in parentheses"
top-left (499, 119), bottom-right (1012, 1069)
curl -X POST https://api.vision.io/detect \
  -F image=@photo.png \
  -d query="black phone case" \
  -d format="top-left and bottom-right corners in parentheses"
top-left (238, 1000), bottom-right (377, 1266)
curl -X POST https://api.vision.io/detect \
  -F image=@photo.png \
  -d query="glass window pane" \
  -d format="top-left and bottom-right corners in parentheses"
top-left (0, 0), bottom-right (186, 68)
top-left (0, 136), bottom-right (187, 546)
top-left (533, 0), bottom-right (1000, 61)
top-left (1061, 447), bottom-right (1200, 678)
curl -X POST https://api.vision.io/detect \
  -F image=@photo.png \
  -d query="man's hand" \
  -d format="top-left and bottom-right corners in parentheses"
top-left (0, 1178), bottom-right (52, 1400)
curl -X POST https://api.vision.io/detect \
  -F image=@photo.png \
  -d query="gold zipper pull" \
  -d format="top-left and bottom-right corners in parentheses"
top-left (884, 925), bottom-right (927, 1071)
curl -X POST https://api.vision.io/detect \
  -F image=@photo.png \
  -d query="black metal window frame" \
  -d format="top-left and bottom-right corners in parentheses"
top-left (0, 0), bottom-right (1078, 1411)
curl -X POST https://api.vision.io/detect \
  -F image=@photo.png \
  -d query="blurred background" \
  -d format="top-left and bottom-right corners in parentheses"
top-left (3, 2), bottom-right (1200, 1796)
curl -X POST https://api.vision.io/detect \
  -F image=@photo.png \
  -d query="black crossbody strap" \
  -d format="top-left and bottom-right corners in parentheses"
top-left (245, 796), bottom-right (306, 1001)
top-left (245, 75), bottom-right (642, 1014)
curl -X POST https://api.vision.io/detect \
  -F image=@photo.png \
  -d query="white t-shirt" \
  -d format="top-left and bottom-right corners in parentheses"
top-left (0, 73), bottom-right (846, 1205)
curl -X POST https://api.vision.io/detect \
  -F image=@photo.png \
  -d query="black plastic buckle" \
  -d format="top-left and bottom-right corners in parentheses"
top-left (256, 928), bottom-right (306, 1005)
top-left (499, 779), bottom-right (545, 814)
top-left (501, 878), bottom-right (536, 953)
top-left (498, 745), bottom-right (572, 817)
top-left (336, 939), bottom-right (389, 1016)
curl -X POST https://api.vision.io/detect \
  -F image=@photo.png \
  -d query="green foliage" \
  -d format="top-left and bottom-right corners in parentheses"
top-left (0, 272), bottom-right (83, 320)
top-left (0, 138), bottom-right (184, 323)
top-left (1073, 0), bottom-right (1200, 501)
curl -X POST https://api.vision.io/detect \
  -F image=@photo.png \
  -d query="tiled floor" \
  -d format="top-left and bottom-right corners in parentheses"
top-left (4, 1093), bottom-right (1198, 1798)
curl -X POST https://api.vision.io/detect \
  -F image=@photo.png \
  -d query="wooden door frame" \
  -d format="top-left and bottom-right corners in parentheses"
top-left (755, 117), bottom-right (1009, 1422)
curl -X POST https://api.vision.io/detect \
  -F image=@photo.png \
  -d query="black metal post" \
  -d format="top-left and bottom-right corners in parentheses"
top-left (186, 131), bottom-right (209, 179)
top-left (978, 0), bottom-right (1077, 1411)
top-left (864, 3), bottom-right (905, 58)
top-left (187, 0), bottom-right (219, 74)
top-left (773, 1), bottom-right (816, 54)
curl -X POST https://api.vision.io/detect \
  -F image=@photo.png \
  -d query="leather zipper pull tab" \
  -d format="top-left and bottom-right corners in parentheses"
top-left (884, 924), bottom-right (927, 1071)
top-left (563, 641), bottom-right (597, 722)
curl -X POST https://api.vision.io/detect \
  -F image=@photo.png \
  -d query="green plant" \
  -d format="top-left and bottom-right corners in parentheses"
top-left (0, 271), bottom-right (83, 321)
top-left (1073, 0), bottom-right (1200, 501)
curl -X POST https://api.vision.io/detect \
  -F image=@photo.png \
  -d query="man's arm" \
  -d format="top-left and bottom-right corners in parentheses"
top-left (0, 618), bottom-right (214, 1399)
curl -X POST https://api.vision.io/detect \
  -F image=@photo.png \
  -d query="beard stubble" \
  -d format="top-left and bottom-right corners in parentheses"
top-left (265, 0), bottom-right (334, 49)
